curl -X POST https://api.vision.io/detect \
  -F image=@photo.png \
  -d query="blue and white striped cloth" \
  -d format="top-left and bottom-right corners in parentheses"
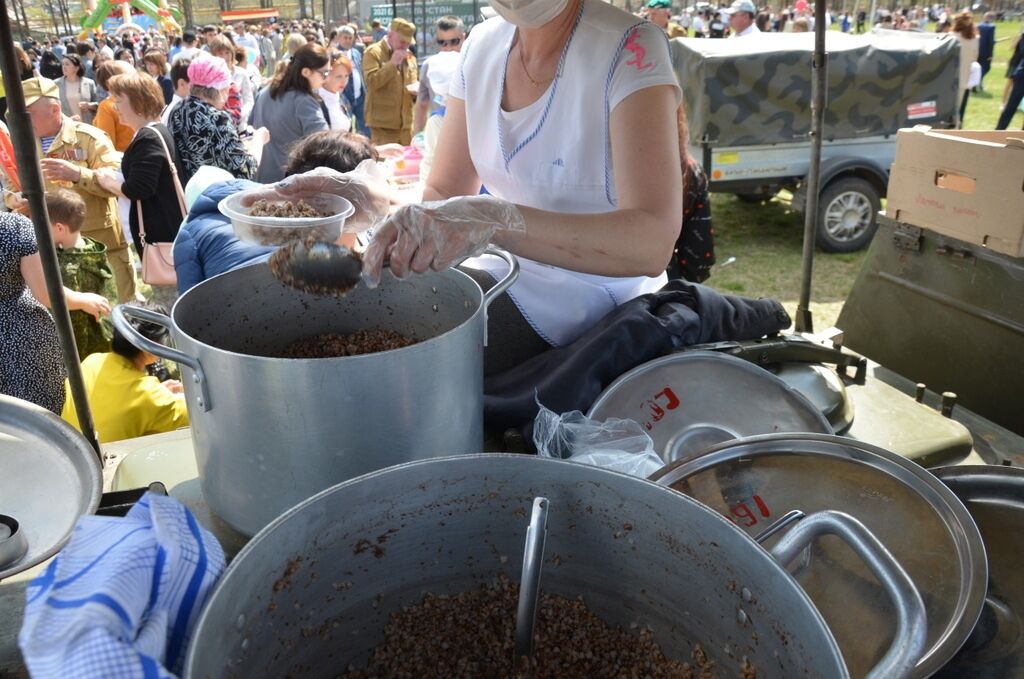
top-left (19, 492), bottom-right (225, 679)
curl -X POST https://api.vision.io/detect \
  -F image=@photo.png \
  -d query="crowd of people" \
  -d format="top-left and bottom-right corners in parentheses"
top-left (0, 16), bottom-right (445, 442)
top-left (0, 2), bottom-right (1019, 446)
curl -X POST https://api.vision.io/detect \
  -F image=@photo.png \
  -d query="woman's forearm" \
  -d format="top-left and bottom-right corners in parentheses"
top-left (494, 205), bottom-right (679, 278)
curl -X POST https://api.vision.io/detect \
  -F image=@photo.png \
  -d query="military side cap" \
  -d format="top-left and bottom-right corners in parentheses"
top-left (390, 18), bottom-right (416, 43)
top-left (646, 0), bottom-right (672, 8)
top-left (22, 77), bottom-right (59, 107)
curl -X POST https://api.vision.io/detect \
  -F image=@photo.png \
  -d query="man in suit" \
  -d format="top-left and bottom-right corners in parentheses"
top-left (336, 25), bottom-right (369, 136)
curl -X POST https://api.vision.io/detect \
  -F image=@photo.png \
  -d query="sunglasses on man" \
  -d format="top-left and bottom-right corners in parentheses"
top-left (436, 37), bottom-right (462, 47)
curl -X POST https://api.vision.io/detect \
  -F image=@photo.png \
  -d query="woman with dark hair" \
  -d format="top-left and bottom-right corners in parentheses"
top-left (39, 50), bottom-right (62, 79)
top-left (251, 42), bottom-right (330, 183)
top-left (952, 11), bottom-right (979, 127)
top-left (55, 53), bottom-right (99, 124)
top-left (114, 46), bottom-right (137, 68)
top-left (0, 45), bottom-right (38, 119)
top-left (143, 49), bottom-right (174, 105)
top-left (61, 300), bottom-right (189, 443)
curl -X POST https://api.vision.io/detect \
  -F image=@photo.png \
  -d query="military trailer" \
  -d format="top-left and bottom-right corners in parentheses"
top-left (671, 30), bottom-right (960, 251)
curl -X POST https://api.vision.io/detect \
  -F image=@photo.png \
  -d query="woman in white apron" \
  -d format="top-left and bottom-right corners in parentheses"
top-left (281, 0), bottom-right (683, 373)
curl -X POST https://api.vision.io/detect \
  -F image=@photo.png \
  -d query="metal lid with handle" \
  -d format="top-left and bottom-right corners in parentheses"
top-left (652, 433), bottom-right (988, 678)
top-left (0, 395), bottom-right (103, 580)
top-left (588, 352), bottom-right (832, 463)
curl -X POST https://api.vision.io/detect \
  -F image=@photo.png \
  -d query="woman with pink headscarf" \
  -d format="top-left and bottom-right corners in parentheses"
top-left (167, 53), bottom-right (267, 184)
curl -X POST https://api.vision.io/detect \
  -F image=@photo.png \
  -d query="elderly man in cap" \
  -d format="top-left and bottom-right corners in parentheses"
top-left (362, 17), bottom-right (419, 146)
top-left (20, 76), bottom-right (139, 303)
top-left (723, 0), bottom-right (760, 37)
top-left (646, 0), bottom-right (688, 38)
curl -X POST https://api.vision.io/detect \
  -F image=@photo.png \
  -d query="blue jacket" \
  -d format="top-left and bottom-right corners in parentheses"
top-left (173, 180), bottom-right (277, 295)
top-left (342, 47), bottom-right (364, 106)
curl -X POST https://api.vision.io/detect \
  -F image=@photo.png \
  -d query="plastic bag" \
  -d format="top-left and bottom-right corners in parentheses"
top-left (533, 400), bottom-right (664, 478)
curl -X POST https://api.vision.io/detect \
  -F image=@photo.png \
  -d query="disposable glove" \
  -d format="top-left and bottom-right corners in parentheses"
top-left (361, 194), bottom-right (526, 288)
top-left (240, 159), bottom-right (390, 233)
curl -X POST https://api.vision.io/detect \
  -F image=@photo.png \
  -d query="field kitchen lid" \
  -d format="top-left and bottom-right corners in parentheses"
top-left (588, 351), bottom-right (832, 463)
top-left (652, 433), bottom-right (988, 678)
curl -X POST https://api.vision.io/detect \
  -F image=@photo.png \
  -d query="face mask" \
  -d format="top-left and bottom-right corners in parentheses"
top-left (489, 0), bottom-right (570, 28)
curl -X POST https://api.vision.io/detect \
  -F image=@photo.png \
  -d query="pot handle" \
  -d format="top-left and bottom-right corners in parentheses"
top-left (112, 305), bottom-right (212, 412)
top-left (768, 510), bottom-right (928, 679)
top-left (481, 246), bottom-right (520, 310)
top-left (477, 246), bottom-right (519, 347)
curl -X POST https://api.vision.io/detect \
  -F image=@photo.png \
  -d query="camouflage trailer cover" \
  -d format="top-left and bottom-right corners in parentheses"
top-left (672, 30), bottom-right (959, 147)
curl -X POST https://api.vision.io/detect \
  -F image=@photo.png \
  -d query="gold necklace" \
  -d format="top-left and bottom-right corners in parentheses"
top-left (517, 44), bottom-right (552, 88)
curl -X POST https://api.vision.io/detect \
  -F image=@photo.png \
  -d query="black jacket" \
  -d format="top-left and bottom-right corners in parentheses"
top-left (121, 123), bottom-right (186, 255)
top-left (484, 280), bottom-right (791, 433)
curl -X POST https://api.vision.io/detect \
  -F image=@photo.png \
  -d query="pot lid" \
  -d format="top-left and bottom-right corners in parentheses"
top-left (650, 433), bottom-right (988, 679)
top-left (587, 352), bottom-right (832, 463)
top-left (932, 465), bottom-right (1024, 678)
top-left (0, 395), bottom-right (103, 580)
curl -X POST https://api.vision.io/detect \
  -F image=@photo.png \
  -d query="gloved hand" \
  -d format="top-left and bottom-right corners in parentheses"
top-left (239, 159), bottom-right (390, 233)
top-left (361, 194), bottom-right (527, 288)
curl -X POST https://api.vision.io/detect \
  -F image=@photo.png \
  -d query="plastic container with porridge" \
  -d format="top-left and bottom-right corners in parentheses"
top-left (218, 190), bottom-right (355, 246)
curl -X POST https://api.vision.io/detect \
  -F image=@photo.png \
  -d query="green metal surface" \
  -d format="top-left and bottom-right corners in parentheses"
top-left (838, 216), bottom-right (1024, 436)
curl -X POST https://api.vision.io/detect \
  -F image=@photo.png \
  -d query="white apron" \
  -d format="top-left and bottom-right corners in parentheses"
top-left (453, 0), bottom-right (679, 347)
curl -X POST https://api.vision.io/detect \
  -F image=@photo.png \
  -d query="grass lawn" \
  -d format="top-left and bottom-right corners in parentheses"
top-left (702, 20), bottom-right (1023, 331)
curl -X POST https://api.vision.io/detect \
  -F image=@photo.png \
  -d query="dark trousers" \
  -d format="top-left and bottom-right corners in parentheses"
top-left (959, 90), bottom-right (970, 128)
top-left (996, 78), bottom-right (1024, 130)
top-left (980, 57), bottom-right (992, 82)
top-left (351, 92), bottom-right (370, 137)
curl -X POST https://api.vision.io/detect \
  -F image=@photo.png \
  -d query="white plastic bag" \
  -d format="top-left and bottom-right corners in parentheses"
top-left (533, 400), bottom-right (664, 478)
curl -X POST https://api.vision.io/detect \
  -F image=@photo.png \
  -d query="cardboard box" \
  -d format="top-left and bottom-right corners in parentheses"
top-left (885, 127), bottom-right (1024, 257)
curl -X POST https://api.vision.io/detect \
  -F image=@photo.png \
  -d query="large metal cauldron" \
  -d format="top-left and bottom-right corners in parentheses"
top-left (185, 455), bottom-right (927, 678)
top-left (112, 250), bottom-right (518, 536)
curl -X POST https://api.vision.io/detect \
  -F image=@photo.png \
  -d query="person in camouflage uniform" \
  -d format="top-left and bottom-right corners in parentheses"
top-left (45, 188), bottom-right (117, 359)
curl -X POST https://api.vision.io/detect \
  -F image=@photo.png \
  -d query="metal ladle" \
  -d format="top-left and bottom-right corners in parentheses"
top-left (514, 497), bottom-right (549, 674)
top-left (268, 240), bottom-right (367, 296)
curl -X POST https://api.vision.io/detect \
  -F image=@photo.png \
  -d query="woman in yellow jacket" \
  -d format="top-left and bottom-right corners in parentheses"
top-left (63, 301), bottom-right (189, 443)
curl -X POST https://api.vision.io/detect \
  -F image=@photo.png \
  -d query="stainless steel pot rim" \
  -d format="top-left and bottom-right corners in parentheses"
top-left (0, 395), bottom-right (103, 580)
top-left (651, 432), bottom-right (989, 678)
top-left (165, 265), bottom-right (489, 363)
top-left (185, 453), bottom-right (845, 675)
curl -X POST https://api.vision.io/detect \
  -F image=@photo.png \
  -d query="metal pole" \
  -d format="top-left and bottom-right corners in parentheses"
top-left (794, 0), bottom-right (827, 334)
top-left (0, 0), bottom-right (102, 457)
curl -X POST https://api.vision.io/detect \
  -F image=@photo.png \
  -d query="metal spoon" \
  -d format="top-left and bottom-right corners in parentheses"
top-left (268, 239), bottom-right (366, 296)
top-left (514, 497), bottom-right (549, 674)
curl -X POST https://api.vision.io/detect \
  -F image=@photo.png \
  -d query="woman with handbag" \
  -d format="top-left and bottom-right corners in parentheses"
top-left (95, 71), bottom-right (186, 305)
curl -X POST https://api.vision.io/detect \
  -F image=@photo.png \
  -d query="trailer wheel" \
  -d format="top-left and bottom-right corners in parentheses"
top-left (817, 177), bottom-right (880, 252)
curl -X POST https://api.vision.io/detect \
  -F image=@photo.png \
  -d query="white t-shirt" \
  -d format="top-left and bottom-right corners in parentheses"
top-left (450, 1), bottom-right (679, 346)
top-left (732, 23), bottom-right (761, 37)
top-left (318, 87), bottom-right (352, 132)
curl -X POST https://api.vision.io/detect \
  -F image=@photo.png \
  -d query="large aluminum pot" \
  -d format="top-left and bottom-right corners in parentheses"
top-left (112, 250), bottom-right (518, 536)
top-left (185, 455), bottom-right (927, 678)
